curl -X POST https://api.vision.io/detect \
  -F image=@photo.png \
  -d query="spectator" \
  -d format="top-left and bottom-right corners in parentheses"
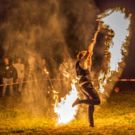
top-left (41, 58), bottom-right (49, 77)
top-left (2, 57), bottom-right (15, 96)
top-left (24, 56), bottom-right (36, 97)
top-left (40, 58), bottom-right (50, 94)
top-left (13, 57), bottom-right (25, 93)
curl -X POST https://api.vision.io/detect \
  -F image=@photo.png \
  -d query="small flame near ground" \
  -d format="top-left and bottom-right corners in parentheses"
top-left (54, 83), bottom-right (78, 124)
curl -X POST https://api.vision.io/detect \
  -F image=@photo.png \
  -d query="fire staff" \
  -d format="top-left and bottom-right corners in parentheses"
top-left (72, 22), bottom-right (101, 127)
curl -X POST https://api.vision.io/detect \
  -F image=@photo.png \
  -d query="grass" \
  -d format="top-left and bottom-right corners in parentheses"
top-left (0, 89), bottom-right (135, 135)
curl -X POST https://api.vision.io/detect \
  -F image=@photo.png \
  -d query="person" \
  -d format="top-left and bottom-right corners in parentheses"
top-left (40, 58), bottom-right (49, 77)
top-left (13, 57), bottom-right (25, 93)
top-left (2, 57), bottom-right (15, 96)
top-left (72, 23), bottom-right (101, 127)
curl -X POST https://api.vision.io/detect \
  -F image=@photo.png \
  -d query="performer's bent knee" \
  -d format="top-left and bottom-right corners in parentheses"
top-left (96, 99), bottom-right (101, 105)
top-left (94, 98), bottom-right (101, 105)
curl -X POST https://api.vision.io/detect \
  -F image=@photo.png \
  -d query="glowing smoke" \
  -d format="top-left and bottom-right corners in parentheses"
top-left (0, 0), bottom-right (99, 114)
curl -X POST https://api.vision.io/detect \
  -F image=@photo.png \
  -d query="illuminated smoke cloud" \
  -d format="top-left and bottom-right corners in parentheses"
top-left (0, 0), bottom-right (99, 114)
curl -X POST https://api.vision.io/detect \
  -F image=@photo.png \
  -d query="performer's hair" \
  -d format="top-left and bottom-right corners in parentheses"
top-left (77, 51), bottom-right (87, 60)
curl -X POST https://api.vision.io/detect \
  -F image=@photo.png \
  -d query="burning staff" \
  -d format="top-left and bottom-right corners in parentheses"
top-left (72, 22), bottom-right (101, 127)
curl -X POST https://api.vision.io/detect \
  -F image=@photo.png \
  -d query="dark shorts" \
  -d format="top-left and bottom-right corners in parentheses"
top-left (81, 82), bottom-right (100, 105)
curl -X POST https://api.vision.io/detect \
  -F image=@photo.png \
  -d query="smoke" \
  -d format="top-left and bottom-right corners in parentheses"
top-left (0, 0), bottom-right (99, 62)
top-left (60, 0), bottom-right (99, 55)
top-left (0, 0), bottom-right (99, 115)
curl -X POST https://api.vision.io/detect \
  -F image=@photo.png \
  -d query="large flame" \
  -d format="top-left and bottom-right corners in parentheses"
top-left (54, 8), bottom-right (132, 125)
top-left (98, 9), bottom-right (131, 93)
top-left (54, 83), bottom-right (78, 124)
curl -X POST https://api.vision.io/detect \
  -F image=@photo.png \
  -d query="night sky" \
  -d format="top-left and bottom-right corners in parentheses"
top-left (95, 0), bottom-right (135, 78)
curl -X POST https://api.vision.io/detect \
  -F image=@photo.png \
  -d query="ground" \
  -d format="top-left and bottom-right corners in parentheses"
top-left (0, 89), bottom-right (135, 135)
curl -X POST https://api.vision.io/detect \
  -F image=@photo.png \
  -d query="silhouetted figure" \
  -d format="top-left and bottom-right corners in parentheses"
top-left (2, 57), bottom-right (15, 96)
top-left (72, 23), bottom-right (101, 127)
top-left (13, 57), bottom-right (25, 93)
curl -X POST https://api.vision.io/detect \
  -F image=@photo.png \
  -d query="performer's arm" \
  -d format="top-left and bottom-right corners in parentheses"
top-left (80, 22), bottom-right (101, 69)
top-left (81, 23), bottom-right (101, 64)
top-left (88, 24), bottom-right (101, 54)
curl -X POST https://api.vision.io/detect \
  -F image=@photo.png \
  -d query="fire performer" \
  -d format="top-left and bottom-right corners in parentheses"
top-left (72, 22), bottom-right (101, 127)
